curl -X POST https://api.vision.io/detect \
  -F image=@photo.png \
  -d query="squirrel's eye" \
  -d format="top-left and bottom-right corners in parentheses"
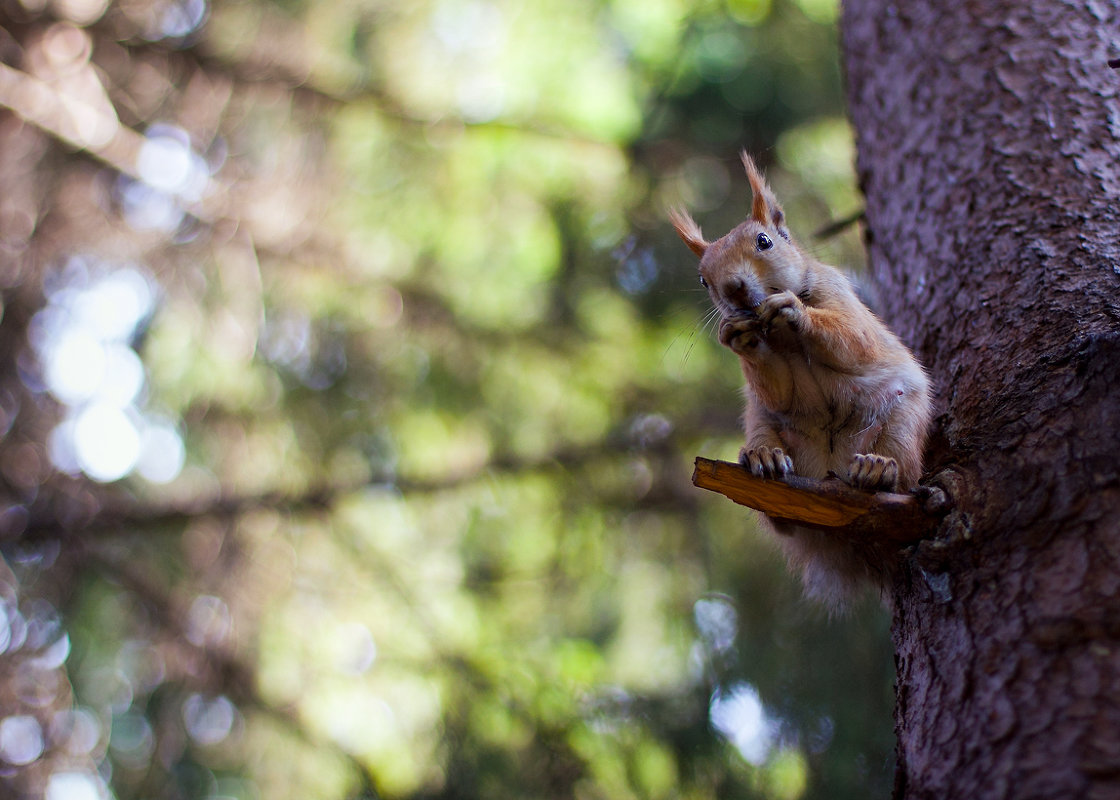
top-left (756, 233), bottom-right (774, 251)
top-left (699, 275), bottom-right (709, 288)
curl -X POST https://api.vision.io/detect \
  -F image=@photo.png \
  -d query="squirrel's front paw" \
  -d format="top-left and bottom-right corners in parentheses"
top-left (759, 290), bottom-right (804, 330)
top-left (847, 454), bottom-right (899, 492)
top-left (719, 315), bottom-right (762, 354)
top-left (740, 445), bottom-right (794, 479)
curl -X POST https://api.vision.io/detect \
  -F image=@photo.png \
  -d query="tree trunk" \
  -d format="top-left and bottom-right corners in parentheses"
top-left (841, 1), bottom-right (1120, 797)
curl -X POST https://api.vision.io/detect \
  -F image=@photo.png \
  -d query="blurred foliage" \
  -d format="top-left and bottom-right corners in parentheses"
top-left (0, 0), bottom-right (893, 799)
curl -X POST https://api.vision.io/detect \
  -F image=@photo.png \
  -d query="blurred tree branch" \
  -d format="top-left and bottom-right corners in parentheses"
top-left (20, 438), bottom-right (700, 542)
top-left (0, 61), bottom-right (140, 176)
top-left (81, 541), bottom-right (385, 798)
top-left (76, 13), bottom-right (624, 151)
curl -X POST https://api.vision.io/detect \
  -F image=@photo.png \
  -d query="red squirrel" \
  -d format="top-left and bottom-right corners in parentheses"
top-left (672, 152), bottom-right (932, 608)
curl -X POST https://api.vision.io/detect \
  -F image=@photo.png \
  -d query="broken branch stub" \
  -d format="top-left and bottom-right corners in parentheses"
top-left (691, 457), bottom-right (938, 545)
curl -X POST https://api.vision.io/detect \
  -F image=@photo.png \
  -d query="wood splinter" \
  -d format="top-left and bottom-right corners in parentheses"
top-left (691, 456), bottom-right (943, 546)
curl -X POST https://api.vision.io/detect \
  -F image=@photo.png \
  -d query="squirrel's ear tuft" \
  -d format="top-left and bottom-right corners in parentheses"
top-left (669, 207), bottom-right (708, 257)
top-left (741, 151), bottom-right (789, 239)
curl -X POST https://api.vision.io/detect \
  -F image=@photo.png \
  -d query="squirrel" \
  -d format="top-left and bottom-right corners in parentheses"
top-left (672, 152), bottom-right (932, 609)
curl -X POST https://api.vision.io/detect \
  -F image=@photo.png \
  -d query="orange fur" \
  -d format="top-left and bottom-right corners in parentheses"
top-left (674, 153), bottom-right (933, 609)
top-left (668, 207), bottom-right (708, 257)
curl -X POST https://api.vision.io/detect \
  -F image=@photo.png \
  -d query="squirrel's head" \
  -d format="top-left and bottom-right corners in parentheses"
top-left (671, 152), bottom-right (805, 319)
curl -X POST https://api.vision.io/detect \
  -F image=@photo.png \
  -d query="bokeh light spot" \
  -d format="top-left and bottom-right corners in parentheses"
top-left (186, 595), bottom-right (232, 648)
top-left (332, 622), bottom-right (378, 675)
top-left (183, 694), bottom-right (236, 745)
top-left (33, 262), bottom-right (183, 484)
top-left (97, 345), bottom-right (145, 407)
top-left (51, 708), bottom-right (103, 756)
top-left (137, 125), bottom-right (209, 202)
top-left (43, 332), bottom-right (105, 406)
top-left (74, 268), bottom-right (154, 342)
top-left (45, 772), bottom-right (104, 800)
top-left (137, 418), bottom-right (185, 484)
top-left (710, 683), bottom-right (776, 766)
top-left (110, 712), bottom-right (155, 768)
top-left (31, 631), bottom-right (70, 670)
top-left (159, 0), bottom-right (208, 39)
top-left (0, 714), bottom-right (45, 766)
top-left (72, 403), bottom-right (142, 483)
top-left (694, 595), bottom-right (738, 654)
top-left (119, 180), bottom-right (185, 232)
top-left (0, 602), bottom-right (27, 655)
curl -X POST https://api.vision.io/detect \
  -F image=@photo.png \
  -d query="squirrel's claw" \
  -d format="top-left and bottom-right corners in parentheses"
top-left (740, 445), bottom-right (794, 479)
top-left (848, 453), bottom-right (899, 492)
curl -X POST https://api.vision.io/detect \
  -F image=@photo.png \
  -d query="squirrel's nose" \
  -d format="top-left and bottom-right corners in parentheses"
top-left (718, 276), bottom-right (760, 313)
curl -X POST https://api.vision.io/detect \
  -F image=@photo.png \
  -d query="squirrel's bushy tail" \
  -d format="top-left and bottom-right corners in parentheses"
top-left (774, 525), bottom-right (896, 613)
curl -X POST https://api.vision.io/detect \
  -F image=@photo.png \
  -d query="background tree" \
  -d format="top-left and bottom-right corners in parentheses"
top-left (0, 1), bottom-right (912, 799)
top-left (842, 0), bottom-right (1120, 796)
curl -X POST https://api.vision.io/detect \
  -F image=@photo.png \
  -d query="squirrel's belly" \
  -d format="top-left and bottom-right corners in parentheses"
top-left (777, 420), bottom-right (875, 480)
top-left (775, 378), bottom-right (898, 479)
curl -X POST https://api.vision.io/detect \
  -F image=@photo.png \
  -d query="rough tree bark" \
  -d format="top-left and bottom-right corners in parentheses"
top-left (841, 1), bottom-right (1120, 797)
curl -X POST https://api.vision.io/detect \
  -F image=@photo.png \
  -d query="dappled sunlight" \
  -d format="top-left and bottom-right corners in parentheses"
top-left (0, 0), bottom-right (894, 797)
top-left (30, 260), bottom-right (184, 484)
top-left (45, 771), bottom-right (107, 800)
top-left (182, 693), bottom-right (238, 746)
top-left (0, 715), bottom-right (45, 766)
top-left (118, 124), bottom-right (214, 233)
top-left (710, 682), bottom-right (777, 765)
